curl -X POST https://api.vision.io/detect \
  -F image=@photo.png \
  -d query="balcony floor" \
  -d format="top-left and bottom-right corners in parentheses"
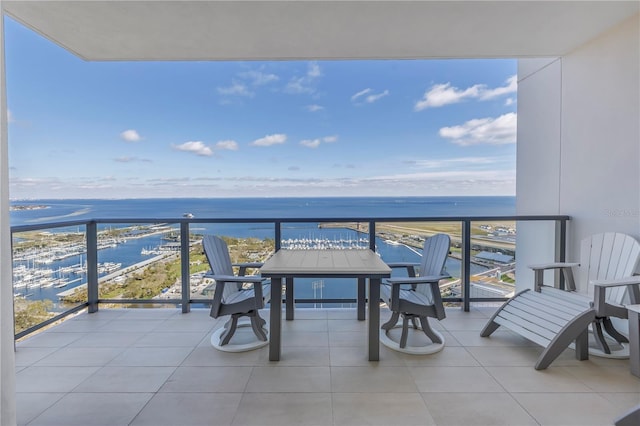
top-left (15, 306), bottom-right (640, 426)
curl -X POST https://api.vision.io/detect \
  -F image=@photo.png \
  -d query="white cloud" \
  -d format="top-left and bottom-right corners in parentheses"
top-left (300, 139), bottom-right (321, 148)
top-left (415, 75), bottom-right (517, 110)
top-left (415, 83), bottom-right (480, 110)
top-left (114, 156), bottom-right (152, 163)
top-left (250, 133), bottom-right (287, 147)
top-left (300, 135), bottom-right (338, 149)
top-left (307, 62), bottom-right (322, 78)
top-left (120, 129), bottom-right (142, 142)
top-left (365, 90), bottom-right (389, 103)
top-left (505, 97), bottom-right (516, 106)
top-left (352, 88), bottom-right (389, 104)
top-left (172, 141), bottom-right (214, 156)
top-left (285, 62), bottom-right (322, 94)
top-left (306, 104), bottom-right (324, 112)
top-left (439, 112), bottom-right (517, 146)
top-left (7, 109), bottom-right (14, 123)
top-left (285, 78), bottom-right (314, 94)
top-left (217, 68), bottom-right (278, 102)
top-left (215, 140), bottom-right (239, 151)
top-left (238, 70), bottom-right (279, 86)
top-left (217, 81), bottom-right (253, 97)
top-left (408, 157), bottom-right (499, 169)
top-left (479, 75), bottom-right (518, 100)
top-left (351, 88), bottom-right (372, 101)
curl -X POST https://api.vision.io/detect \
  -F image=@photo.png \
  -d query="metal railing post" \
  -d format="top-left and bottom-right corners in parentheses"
top-left (180, 222), bottom-right (190, 313)
top-left (368, 221), bottom-right (376, 251)
top-left (555, 218), bottom-right (568, 290)
top-left (275, 221), bottom-right (281, 251)
top-left (86, 221), bottom-right (99, 313)
top-left (461, 219), bottom-right (471, 312)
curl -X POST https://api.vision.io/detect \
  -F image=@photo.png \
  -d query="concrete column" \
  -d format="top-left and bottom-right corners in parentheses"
top-left (0, 4), bottom-right (18, 425)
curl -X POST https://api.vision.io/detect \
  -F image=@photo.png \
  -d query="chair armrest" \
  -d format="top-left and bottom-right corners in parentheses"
top-left (205, 274), bottom-right (266, 283)
top-left (233, 262), bottom-right (264, 268)
top-left (233, 262), bottom-right (264, 276)
top-left (592, 276), bottom-right (640, 315)
top-left (386, 262), bottom-right (420, 268)
top-left (529, 263), bottom-right (579, 292)
top-left (591, 276), bottom-right (640, 288)
top-left (386, 275), bottom-right (448, 320)
top-left (529, 262), bottom-right (580, 270)
top-left (386, 262), bottom-right (420, 277)
top-left (386, 274), bottom-right (449, 286)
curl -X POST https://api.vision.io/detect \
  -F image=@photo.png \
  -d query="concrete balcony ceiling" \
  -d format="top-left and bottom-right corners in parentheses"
top-left (2, 0), bottom-right (639, 61)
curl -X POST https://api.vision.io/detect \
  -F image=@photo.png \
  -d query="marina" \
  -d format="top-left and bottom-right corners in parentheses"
top-left (10, 197), bottom-right (519, 309)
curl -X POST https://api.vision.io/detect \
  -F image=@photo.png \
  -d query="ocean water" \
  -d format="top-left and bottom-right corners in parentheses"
top-left (10, 196), bottom-right (515, 307)
top-left (10, 196), bottom-right (515, 226)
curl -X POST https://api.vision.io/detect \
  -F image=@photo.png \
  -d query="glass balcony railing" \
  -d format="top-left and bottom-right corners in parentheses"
top-left (11, 215), bottom-right (569, 338)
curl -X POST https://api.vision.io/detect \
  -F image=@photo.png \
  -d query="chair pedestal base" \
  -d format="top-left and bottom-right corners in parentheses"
top-left (579, 327), bottom-right (630, 359)
top-left (380, 324), bottom-right (445, 355)
top-left (211, 320), bottom-right (269, 353)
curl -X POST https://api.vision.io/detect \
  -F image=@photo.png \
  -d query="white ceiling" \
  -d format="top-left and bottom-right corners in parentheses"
top-left (3, 1), bottom-right (639, 61)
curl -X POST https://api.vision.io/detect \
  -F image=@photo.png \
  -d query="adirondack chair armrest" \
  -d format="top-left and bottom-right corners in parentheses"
top-left (233, 262), bottom-right (264, 276)
top-left (592, 276), bottom-right (640, 313)
top-left (386, 262), bottom-right (420, 277)
top-left (529, 262), bottom-right (580, 292)
top-left (529, 262), bottom-right (580, 270)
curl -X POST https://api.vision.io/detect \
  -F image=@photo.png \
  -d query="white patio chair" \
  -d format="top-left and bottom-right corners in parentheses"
top-left (380, 233), bottom-right (451, 354)
top-left (481, 232), bottom-right (640, 369)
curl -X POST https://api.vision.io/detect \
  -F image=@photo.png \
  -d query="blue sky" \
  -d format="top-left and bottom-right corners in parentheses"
top-left (6, 17), bottom-right (517, 199)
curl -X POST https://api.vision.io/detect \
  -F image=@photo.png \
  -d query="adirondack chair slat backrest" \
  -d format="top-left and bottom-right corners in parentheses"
top-left (581, 233), bottom-right (640, 303)
top-left (202, 235), bottom-right (239, 301)
top-left (417, 234), bottom-right (451, 302)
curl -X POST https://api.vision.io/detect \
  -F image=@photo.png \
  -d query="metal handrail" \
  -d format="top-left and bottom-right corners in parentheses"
top-left (11, 214), bottom-right (570, 338)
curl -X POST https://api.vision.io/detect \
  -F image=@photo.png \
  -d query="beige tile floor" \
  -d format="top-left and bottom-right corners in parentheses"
top-left (14, 306), bottom-right (640, 426)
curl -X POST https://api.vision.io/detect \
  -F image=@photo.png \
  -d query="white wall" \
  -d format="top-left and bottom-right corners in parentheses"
top-left (515, 58), bottom-right (563, 291)
top-left (0, 1), bottom-right (18, 423)
top-left (560, 13), bottom-right (640, 269)
top-left (517, 13), bottom-right (640, 291)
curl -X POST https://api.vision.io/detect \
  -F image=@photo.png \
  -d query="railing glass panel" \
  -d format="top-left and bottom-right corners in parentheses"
top-left (12, 224), bottom-right (88, 337)
top-left (11, 215), bottom-right (569, 338)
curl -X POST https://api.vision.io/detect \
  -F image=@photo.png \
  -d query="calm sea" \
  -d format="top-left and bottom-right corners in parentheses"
top-left (10, 196), bottom-right (515, 307)
top-left (11, 196), bottom-right (515, 226)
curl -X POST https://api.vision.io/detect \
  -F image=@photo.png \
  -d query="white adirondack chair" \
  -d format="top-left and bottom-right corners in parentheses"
top-left (481, 232), bottom-right (640, 369)
top-left (203, 235), bottom-right (271, 352)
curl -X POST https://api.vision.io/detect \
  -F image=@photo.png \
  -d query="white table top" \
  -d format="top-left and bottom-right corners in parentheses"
top-left (260, 249), bottom-right (391, 278)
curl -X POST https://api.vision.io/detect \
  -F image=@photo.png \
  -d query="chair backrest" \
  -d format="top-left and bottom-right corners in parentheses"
top-left (579, 232), bottom-right (640, 303)
top-left (417, 233), bottom-right (451, 299)
top-left (202, 235), bottom-right (239, 301)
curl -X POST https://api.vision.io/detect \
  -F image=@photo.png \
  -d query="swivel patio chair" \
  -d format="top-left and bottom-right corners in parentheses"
top-left (203, 235), bottom-right (271, 352)
top-left (481, 232), bottom-right (640, 369)
top-left (380, 233), bottom-right (451, 354)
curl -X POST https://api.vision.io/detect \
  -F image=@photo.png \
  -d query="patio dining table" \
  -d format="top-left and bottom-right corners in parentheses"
top-left (260, 249), bottom-right (391, 361)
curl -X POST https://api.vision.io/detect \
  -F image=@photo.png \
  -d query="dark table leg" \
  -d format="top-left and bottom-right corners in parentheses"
top-left (357, 277), bottom-right (366, 321)
top-left (368, 277), bottom-right (380, 361)
top-left (286, 277), bottom-right (295, 321)
top-left (269, 277), bottom-right (283, 361)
